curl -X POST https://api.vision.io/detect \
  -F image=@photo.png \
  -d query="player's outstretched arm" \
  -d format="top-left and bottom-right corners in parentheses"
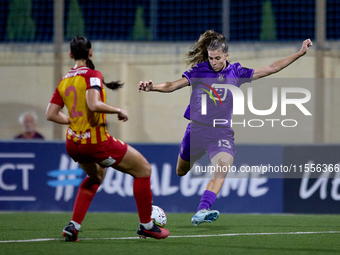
top-left (86, 88), bottom-right (128, 122)
top-left (46, 103), bottom-right (71, 125)
top-left (252, 39), bottom-right (313, 81)
top-left (138, 78), bottom-right (189, 93)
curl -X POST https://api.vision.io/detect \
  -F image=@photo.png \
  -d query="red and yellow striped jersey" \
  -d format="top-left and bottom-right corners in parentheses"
top-left (50, 66), bottom-right (109, 144)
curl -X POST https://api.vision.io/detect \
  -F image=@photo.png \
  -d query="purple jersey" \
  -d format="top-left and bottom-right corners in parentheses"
top-left (182, 61), bottom-right (254, 127)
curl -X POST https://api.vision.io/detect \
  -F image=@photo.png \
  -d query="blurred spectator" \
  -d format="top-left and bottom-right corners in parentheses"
top-left (14, 111), bottom-right (44, 139)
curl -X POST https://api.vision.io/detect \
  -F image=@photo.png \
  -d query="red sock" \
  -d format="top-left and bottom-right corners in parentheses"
top-left (72, 177), bottom-right (99, 224)
top-left (133, 176), bottom-right (152, 224)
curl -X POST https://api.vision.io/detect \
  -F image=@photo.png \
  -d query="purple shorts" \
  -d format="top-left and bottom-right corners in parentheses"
top-left (179, 121), bottom-right (235, 162)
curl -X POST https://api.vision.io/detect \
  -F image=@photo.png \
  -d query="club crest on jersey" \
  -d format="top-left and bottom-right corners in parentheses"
top-left (218, 74), bottom-right (225, 82)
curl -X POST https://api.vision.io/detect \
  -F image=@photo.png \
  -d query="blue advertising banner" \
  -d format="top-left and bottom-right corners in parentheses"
top-left (0, 141), bottom-right (284, 213)
top-left (283, 146), bottom-right (340, 214)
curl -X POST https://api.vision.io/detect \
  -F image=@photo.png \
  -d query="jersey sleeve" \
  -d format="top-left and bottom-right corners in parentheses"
top-left (234, 62), bottom-right (254, 85)
top-left (85, 70), bottom-right (103, 90)
top-left (182, 65), bottom-right (199, 86)
top-left (50, 87), bottom-right (64, 107)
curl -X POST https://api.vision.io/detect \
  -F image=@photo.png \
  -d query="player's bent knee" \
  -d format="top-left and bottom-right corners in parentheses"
top-left (91, 176), bottom-right (103, 184)
top-left (176, 156), bottom-right (191, 177)
top-left (177, 172), bottom-right (186, 177)
top-left (143, 162), bottom-right (152, 176)
top-left (136, 161), bottom-right (151, 178)
top-left (90, 171), bottom-right (106, 184)
top-left (176, 167), bottom-right (188, 177)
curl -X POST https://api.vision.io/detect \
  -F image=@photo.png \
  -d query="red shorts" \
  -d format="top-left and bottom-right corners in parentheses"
top-left (66, 136), bottom-right (128, 168)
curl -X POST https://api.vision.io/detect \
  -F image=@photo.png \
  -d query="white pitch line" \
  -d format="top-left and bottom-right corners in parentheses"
top-left (0, 153), bottom-right (35, 158)
top-left (0, 238), bottom-right (59, 243)
top-left (0, 196), bottom-right (36, 201)
top-left (167, 231), bottom-right (340, 238)
top-left (1, 231), bottom-right (340, 243)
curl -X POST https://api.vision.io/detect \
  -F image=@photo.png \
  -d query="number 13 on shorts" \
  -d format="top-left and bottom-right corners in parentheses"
top-left (218, 139), bottom-right (231, 148)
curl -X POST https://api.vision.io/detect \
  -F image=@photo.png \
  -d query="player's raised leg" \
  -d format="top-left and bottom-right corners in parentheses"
top-left (176, 155), bottom-right (195, 176)
top-left (191, 152), bottom-right (233, 226)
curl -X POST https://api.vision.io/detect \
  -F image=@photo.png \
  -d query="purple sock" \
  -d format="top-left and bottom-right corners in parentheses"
top-left (197, 190), bottom-right (216, 212)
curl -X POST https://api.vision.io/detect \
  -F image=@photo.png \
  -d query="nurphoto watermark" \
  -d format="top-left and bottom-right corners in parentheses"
top-left (199, 83), bottom-right (311, 128)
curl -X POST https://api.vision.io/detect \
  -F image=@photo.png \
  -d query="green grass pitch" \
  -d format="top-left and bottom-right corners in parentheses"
top-left (1, 212), bottom-right (340, 255)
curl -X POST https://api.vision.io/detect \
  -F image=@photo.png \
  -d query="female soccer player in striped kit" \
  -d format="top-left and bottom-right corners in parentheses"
top-left (139, 30), bottom-right (312, 226)
top-left (46, 36), bottom-right (169, 241)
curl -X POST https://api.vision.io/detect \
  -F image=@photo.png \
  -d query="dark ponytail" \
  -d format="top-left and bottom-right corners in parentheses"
top-left (85, 57), bottom-right (123, 91)
top-left (101, 78), bottom-right (124, 91)
top-left (86, 58), bottom-right (95, 70)
top-left (71, 36), bottom-right (124, 91)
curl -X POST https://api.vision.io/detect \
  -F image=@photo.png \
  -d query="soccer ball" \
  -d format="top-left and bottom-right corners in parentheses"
top-left (151, 205), bottom-right (167, 228)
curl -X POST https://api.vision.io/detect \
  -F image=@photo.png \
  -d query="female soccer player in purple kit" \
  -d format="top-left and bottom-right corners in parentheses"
top-left (139, 30), bottom-right (312, 226)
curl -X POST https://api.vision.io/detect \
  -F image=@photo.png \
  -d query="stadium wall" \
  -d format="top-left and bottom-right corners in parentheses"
top-left (1, 42), bottom-right (340, 143)
top-left (0, 141), bottom-right (340, 214)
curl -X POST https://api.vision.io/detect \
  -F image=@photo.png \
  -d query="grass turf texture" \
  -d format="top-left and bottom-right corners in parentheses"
top-left (1, 213), bottom-right (340, 255)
